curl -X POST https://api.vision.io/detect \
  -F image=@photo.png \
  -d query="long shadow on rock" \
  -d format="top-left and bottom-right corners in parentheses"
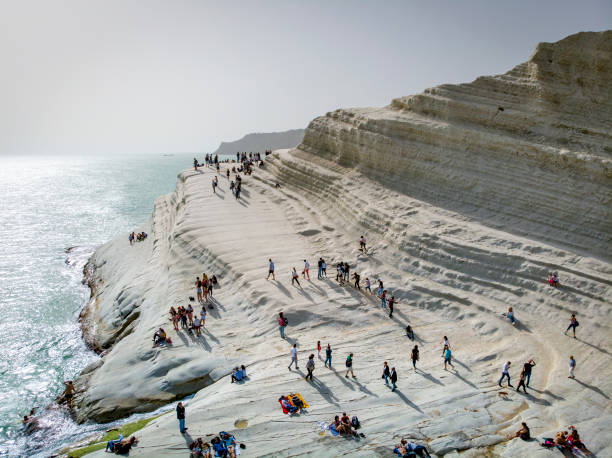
top-left (310, 377), bottom-right (341, 407)
top-left (573, 379), bottom-right (610, 400)
top-left (394, 389), bottom-right (424, 413)
top-left (418, 370), bottom-right (445, 386)
top-left (450, 369), bottom-right (479, 389)
top-left (332, 369), bottom-right (356, 391)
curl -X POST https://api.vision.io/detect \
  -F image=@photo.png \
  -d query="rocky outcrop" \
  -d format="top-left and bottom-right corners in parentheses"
top-left (299, 31), bottom-right (611, 259)
top-left (74, 31), bottom-right (611, 457)
top-left (213, 129), bottom-right (305, 155)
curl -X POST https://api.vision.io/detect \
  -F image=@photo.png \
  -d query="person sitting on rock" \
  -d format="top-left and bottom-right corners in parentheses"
top-left (567, 426), bottom-right (591, 454)
top-left (153, 328), bottom-right (166, 347)
top-left (555, 431), bottom-right (570, 452)
top-left (552, 272), bottom-right (559, 287)
top-left (279, 396), bottom-right (298, 414)
top-left (210, 437), bottom-right (227, 457)
top-left (231, 367), bottom-right (244, 383)
top-left (221, 432), bottom-right (236, 458)
top-left (113, 436), bottom-right (138, 454)
top-left (508, 422), bottom-right (530, 440)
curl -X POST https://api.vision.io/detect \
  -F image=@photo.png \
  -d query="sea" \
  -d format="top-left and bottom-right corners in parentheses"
top-left (0, 153), bottom-right (201, 457)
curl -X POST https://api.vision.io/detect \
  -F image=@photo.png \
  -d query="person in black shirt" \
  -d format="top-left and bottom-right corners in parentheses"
top-left (176, 402), bottom-right (187, 433)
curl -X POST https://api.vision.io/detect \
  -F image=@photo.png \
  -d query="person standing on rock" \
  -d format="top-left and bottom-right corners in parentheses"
top-left (388, 295), bottom-right (396, 318)
top-left (343, 263), bottom-right (350, 282)
top-left (317, 340), bottom-right (321, 359)
top-left (306, 354), bottom-right (315, 381)
top-left (382, 362), bottom-right (390, 386)
top-left (352, 272), bottom-right (361, 290)
top-left (364, 277), bottom-right (371, 293)
top-left (443, 346), bottom-right (454, 370)
top-left (564, 314), bottom-right (578, 338)
top-left (288, 343), bottom-right (299, 370)
top-left (291, 267), bottom-right (301, 286)
top-left (498, 361), bottom-right (513, 387)
top-left (303, 259), bottom-right (310, 280)
top-left (325, 344), bottom-right (332, 368)
top-left (317, 258), bottom-right (323, 279)
top-left (176, 402), bottom-right (187, 433)
top-left (195, 277), bottom-right (203, 303)
top-left (380, 290), bottom-right (387, 309)
top-left (390, 367), bottom-right (398, 392)
top-left (516, 368), bottom-right (528, 393)
top-left (568, 355), bottom-right (576, 379)
top-left (523, 359), bottom-right (535, 386)
top-left (266, 259), bottom-right (275, 280)
top-left (212, 176), bottom-right (218, 194)
top-left (360, 235), bottom-right (367, 253)
top-left (321, 259), bottom-right (327, 277)
top-left (441, 336), bottom-right (450, 356)
top-left (411, 345), bottom-right (419, 371)
top-left (200, 306), bottom-right (206, 327)
top-left (278, 312), bottom-right (287, 339)
top-left (345, 353), bottom-right (355, 378)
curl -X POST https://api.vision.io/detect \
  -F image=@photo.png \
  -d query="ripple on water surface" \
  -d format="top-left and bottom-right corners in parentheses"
top-left (0, 154), bottom-right (193, 457)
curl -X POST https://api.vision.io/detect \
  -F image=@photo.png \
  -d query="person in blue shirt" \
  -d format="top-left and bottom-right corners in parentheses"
top-left (266, 258), bottom-right (275, 280)
top-left (443, 346), bottom-right (454, 370)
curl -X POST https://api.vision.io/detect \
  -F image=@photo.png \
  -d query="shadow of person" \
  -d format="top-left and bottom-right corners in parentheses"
top-left (573, 378), bottom-right (610, 400)
top-left (418, 371), bottom-right (445, 386)
top-left (450, 369), bottom-right (479, 389)
top-left (182, 430), bottom-right (193, 447)
top-left (523, 392), bottom-right (551, 406)
top-left (452, 358), bottom-right (472, 372)
top-left (331, 369), bottom-right (356, 391)
top-left (394, 389), bottom-right (424, 413)
top-left (576, 337), bottom-right (612, 357)
top-left (274, 281), bottom-right (293, 298)
top-left (352, 378), bottom-right (378, 397)
top-left (201, 327), bottom-right (220, 344)
top-left (176, 330), bottom-right (190, 347)
top-left (310, 377), bottom-right (341, 407)
top-left (529, 388), bottom-right (564, 401)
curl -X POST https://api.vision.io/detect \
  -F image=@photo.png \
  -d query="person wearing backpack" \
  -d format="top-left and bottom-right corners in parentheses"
top-left (564, 314), bottom-right (578, 338)
top-left (305, 354), bottom-right (315, 381)
top-left (278, 312), bottom-right (287, 339)
top-left (345, 353), bottom-right (355, 378)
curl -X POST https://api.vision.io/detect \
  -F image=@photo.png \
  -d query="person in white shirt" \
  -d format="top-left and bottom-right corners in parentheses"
top-left (498, 361), bottom-right (512, 387)
top-left (302, 259), bottom-right (310, 280)
top-left (288, 344), bottom-right (298, 370)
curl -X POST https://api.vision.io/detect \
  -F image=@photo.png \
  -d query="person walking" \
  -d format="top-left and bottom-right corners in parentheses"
top-left (359, 235), bottom-right (367, 253)
top-left (317, 258), bottom-right (323, 279)
top-left (306, 354), bottom-right (315, 381)
top-left (352, 272), bottom-right (361, 290)
top-left (564, 314), bottom-right (578, 338)
top-left (288, 344), bottom-right (298, 370)
top-left (176, 402), bottom-right (187, 433)
top-left (325, 344), bottom-right (332, 368)
top-left (443, 345), bottom-right (454, 370)
top-left (291, 267), bottom-right (301, 286)
top-left (568, 355), bottom-right (576, 379)
top-left (278, 312), bottom-right (287, 339)
top-left (406, 325), bottom-right (415, 340)
top-left (441, 336), bottom-right (450, 356)
top-left (382, 362), bottom-right (390, 386)
top-left (345, 353), bottom-right (355, 378)
top-left (523, 359), bottom-right (535, 386)
top-left (498, 361), bottom-right (513, 387)
top-left (343, 263), bottom-right (350, 282)
top-left (411, 345), bottom-right (419, 371)
top-left (303, 260), bottom-right (310, 280)
top-left (390, 367), bottom-right (398, 392)
top-left (388, 296), bottom-right (396, 318)
top-left (364, 277), bottom-right (371, 293)
top-left (380, 290), bottom-right (387, 308)
top-left (516, 368), bottom-right (528, 393)
top-left (321, 259), bottom-right (327, 277)
top-left (266, 259), bottom-right (275, 280)
top-left (317, 340), bottom-right (321, 359)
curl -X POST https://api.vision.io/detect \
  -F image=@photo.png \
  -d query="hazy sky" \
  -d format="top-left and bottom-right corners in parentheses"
top-left (0, 1), bottom-right (610, 155)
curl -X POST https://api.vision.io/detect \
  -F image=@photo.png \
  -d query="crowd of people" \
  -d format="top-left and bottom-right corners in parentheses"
top-left (330, 412), bottom-right (362, 437)
top-left (189, 432), bottom-right (243, 458)
top-left (128, 231), bottom-right (148, 245)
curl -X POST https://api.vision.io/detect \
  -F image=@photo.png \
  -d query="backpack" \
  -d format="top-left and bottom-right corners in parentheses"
top-left (540, 438), bottom-right (555, 448)
top-left (351, 416), bottom-right (360, 429)
top-left (283, 317), bottom-right (288, 326)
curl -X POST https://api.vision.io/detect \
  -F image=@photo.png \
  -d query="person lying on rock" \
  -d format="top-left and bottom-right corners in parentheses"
top-left (567, 427), bottom-right (592, 455)
top-left (394, 439), bottom-right (431, 457)
top-left (222, 432), bottom-right (236, 458)
top-left (279, 396), bottom-right (298, 413)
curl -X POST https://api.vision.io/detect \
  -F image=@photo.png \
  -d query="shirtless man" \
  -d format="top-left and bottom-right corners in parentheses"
top-left (62, 381), bottom-right (75, 404)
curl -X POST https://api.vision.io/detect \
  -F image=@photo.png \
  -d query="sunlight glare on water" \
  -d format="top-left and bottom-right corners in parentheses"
top-left (0, 153), bottom-right (195, 456)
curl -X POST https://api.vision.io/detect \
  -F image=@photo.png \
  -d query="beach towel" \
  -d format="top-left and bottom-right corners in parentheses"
top-left (289, 393), bottom-right (309, 409)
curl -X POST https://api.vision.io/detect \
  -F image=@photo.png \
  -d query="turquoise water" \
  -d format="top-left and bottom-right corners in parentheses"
top-left (0, 154), bottom-right (195, 456)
